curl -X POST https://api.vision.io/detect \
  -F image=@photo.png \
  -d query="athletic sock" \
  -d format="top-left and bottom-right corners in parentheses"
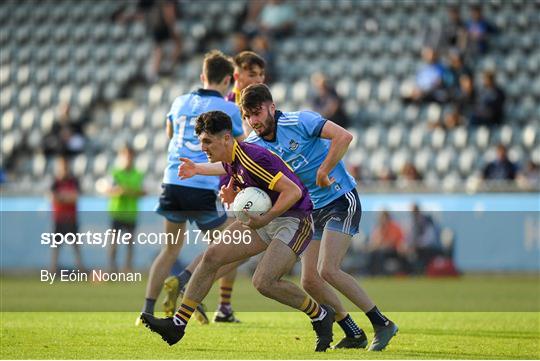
top-left (337, 314), bottom-right (364, 338)
top-left (366, 306), bottom-right (390, 327)
top-left (176, 270), bottom-right (192, 289)
top-left (143, 298), bottom-right (156, 314)
top-left (300, 296), bottom-right (326, 322)
top-left (219, 280), bottom-right (233, 313)
top-left (173, 297), bottom-right (198, 326)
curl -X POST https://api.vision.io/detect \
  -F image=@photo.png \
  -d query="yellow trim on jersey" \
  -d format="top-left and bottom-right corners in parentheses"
top-left (235, 145), bottom-right (275, 184)
top-left (267, 149), bottom-right (294, 172)
top-left (268, 172), bottom-right (283, 191)
top-left (233, 87), bottom-right (241, 105)
top-left (235, 150), bottom-right (274, 184)
top-left (232, 141), bottom-right (239, 161)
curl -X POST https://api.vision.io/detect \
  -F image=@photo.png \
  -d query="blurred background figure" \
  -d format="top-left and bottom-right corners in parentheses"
top-left (397, 162), bottom-right (422, 189)
top-left (49, 156), bottom-right (83, 272)
top-left (227, 32), bottom-right (251, 55)
top-left (443, 73), bottom-right (476, 129)
top-left (105, 146), bottom-right (145, 273)
top-left (310, 72), bottom-right (350, 128)
top-left (116, 0), bottom-right (182, 81)
top-left (257, 0), bottom-right (295, 39)
top-left (250, 34), bottom-right (276, 83)
top-left (465, 5), bottom-right (497, 58)
top-left (367, 210), bottom-right (407, 275)
top-left (470, 70), bottom-right (505, 127)
top-left (516, 161), bottom-right (540, 190)
top-left (446, 51), bottom-right (472, 95)
top-left (406, 204), bottom-right (442, 274)
top-left (482, 144), bottom-right (517, 182)
top-left (424, 6), bottom-right (467, 55)
top-left (403, 47), bottom-right (449, 104)
top-left (145, 0), bottom-right (182, 80)
top-left (43, 103), bottom-right (86, 157)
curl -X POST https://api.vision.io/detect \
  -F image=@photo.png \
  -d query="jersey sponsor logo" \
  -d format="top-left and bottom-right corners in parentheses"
top-left (288, 139), bottom-right (299, 151)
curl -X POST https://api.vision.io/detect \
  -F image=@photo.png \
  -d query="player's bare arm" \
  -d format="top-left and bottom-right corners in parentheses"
top-left (316, 121), bottom-right (354, 187)
top-left (177, 158), bottom-right (226, 179)
top-left (242, 174), bottom-right (302, 229)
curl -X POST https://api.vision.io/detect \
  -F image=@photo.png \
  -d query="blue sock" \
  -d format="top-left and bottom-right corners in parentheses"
top-left (366, 306), bottom-right (389, 327)
top-left (338, 314), bottom-right (364, 338)
top-left (176, 270), bottom-right (192, 290)
top-left (143, 298), bottom-right (156, 314)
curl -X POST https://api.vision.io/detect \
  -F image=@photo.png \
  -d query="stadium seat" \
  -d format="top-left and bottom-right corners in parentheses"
top-left (458, 147), bottom-right (477, 176)
top-left (474, 126), bottom-right (491, 150)
top-left (521, 125), bottom-right (538, 149)
top-left (20, 109), bottom-right (36, 132)
top-left (430, 127), bottom-right (446, 150)
top-left (364, 126), bottom-right (382, 150)
top-left (39, 108), bottom-right (55, 135)
top-left (435, 147), bottom-right (455, 175)
top-left (508, 145), bottom-right (524, 164)
top-left (387, 124), bottom-right (405, 149)
top-left (451, 126), bottom-right (468, 149)
top-left (390, 150), bottom-right (411, 174)
top-left (1, 109), bottom-right (16, 132)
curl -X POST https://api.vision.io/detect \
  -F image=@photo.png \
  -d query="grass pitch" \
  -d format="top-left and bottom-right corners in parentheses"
top-left (1, 312), bottom-right (539, 359)
top-left (1, 275), bottom-right (539, 359)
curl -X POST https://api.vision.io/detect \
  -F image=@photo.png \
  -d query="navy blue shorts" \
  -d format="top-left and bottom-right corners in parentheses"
top-left (312, 188), bottom-right (362, 240)
top-left (155, 184), bottom-right (227, 231)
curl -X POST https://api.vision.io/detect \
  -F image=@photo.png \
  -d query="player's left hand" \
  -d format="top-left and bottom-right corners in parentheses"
top-left (241, 210), bottom-right (270, 229)
top-left (316, 169), bottom-right (335, 187)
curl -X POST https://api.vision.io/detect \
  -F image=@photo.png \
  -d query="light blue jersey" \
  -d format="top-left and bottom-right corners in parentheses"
top-left (245, 110), bottom-right (356, 209)
top-left (163, 88), bottom-right (243, 189)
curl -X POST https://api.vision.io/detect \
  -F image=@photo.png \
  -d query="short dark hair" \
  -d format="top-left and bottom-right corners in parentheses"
top-left (195, 111), bottom-right (232, 136)
top-left (203, 50), bottom-right (234, 84)
top-left (240, 83), bottom-right (273, 116)
top-left (233, 51), bottom-right (266, 71)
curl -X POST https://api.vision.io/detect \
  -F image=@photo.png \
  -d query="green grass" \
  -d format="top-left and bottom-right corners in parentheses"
top-left (1, 312), bottom-right (539, 359)
top-left (1, 275), bottom-right (539, 359)
top-left (2, 274), bottom-right (539, 312)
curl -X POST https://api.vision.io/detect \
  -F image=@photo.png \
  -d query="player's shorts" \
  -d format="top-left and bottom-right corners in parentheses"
top-left (111, 219), bottom-right (136, 236)
top-left (256, 215), bottom-right (313, 257)
top-left (155, 183), bottom-right (227, 231)
top-left (312, 188), bottom-right (362, 240)
top-left (54, 221), bottom-right (78, 235)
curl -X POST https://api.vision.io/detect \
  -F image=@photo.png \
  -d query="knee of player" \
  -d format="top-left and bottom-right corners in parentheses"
top-left (251, 274), bottom-right (273, 296)
top-left (201, 247), bottom-right (225, 268)
top-left (318, 264), bottom-right (338, 283)
top-left (301, 274), bottom-right (321, 294)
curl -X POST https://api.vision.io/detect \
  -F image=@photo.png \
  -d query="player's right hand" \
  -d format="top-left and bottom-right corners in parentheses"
top-left (178, 157), bottom-right (197, 179)
top-left (219, 177), bottom-right (238, 207)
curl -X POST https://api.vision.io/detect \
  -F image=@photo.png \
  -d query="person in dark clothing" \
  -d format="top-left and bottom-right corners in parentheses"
top-left (310, 72), bottom-right (350, 129)
top-left (471, 70), bottom-right (505, 127)
top-left (465, 5), bottom-right (497, 57)
top-left (49, 156), bottom-right (84, 272)
top-left (482, 144), bottom-right (518, 181)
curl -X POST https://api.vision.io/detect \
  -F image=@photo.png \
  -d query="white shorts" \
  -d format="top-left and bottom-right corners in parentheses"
top-left (256, 216), bottom-right (313, 256)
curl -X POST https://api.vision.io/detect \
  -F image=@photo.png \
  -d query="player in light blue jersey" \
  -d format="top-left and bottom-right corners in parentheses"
top-left (240, 84), bottom-right (398, 352)
top-left (137, 50), bottom-right (245, 326)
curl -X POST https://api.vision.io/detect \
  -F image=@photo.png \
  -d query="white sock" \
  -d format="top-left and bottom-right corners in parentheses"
top-left (311, 307), bottom-right (327, 322)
